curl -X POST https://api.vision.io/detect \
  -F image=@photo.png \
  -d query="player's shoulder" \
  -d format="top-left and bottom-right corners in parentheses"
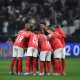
top-left (18, 29), bottom-right (26, 33)
top-left (54, 30), bottom-right (60, 35)
top-left (38, 34), bottom-right (41, 38)
top-left (29, 32), bottom-right (35, 36)
top-left (40, 34), bottom-right (47, 38)
top-left (57, 27), bottom-right (64, 33)
top-left (18, 29), bottom-right (29, 36)
top-left (38, 34), bottom-right (43, 37)
top-left (39, 33), bottom-right (45, 36)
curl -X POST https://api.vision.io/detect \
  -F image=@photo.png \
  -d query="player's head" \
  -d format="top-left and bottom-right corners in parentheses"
top-left (24, 18), bottom-right (32, 31)
top-left (29, 18), bottom-right (37, 31)
top-left (39, 21), bottom-right (48, 30)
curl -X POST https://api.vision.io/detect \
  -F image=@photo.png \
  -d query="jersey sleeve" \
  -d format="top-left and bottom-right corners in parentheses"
top-left (58, 28), bottom-right (66, 39)
top-left (60, 30), bottom-right (66, 39)
top-left (54, 31), bottom-right (62, 39)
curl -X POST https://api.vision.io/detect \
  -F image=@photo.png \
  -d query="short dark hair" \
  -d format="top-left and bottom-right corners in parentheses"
top-left (39, 21), bottom-right (46, 25)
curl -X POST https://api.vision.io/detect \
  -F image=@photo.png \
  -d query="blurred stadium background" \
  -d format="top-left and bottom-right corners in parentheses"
top-left (0, 0), bottom-right (80, 80)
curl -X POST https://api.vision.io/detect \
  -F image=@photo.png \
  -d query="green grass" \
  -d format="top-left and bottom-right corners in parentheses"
top-left (0, 58), bottom-right (80, 80)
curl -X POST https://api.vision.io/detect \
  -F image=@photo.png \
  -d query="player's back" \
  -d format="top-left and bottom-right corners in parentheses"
top-left (48, 33), bottom-right (62, 50)
top-left (38, 34), bottom-right (52, 51)
top-left (55, 27), bottom-right (66, 47)
top-left (14, 29), bottom-right (30, 48)
top-left (54, 30), bottom-right (62, 42)
top-left (28, 32), bottom-right (38, 49)
top-left (55, 27), bottom-right (66, 38)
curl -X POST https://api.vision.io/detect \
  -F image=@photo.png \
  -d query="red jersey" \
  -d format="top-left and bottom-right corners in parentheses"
top-left (55, 27), bottom-right (66, 47)
top-left (27, 33), bottom-right (38, 49)
top-left (38, 34), bottom-right (52, 51)
top-left (14, 29), bottom-right (30, 48)
top-left (55, 27), bottom-right (66, 38)
top-left (48, 33), bottom-right (62, 50)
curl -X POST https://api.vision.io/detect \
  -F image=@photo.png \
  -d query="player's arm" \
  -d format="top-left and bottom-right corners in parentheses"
top-left (59, 28), bottom-right (66, 39)
top-left (47, 33), bottom-right (55, 40)
top-left (46, 29), bottom-right (55, 40)
top-left (61, 32), bottom-right (66, 39)
top-left (54, 31), bottom-right (62, 39)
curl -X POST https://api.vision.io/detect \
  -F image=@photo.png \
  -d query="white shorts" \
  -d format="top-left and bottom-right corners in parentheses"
top-left (40, 51), bottom-right (51, 61)
top-left (25, 47), bottom-right (38, 57)
top-left (54, 48), bottom-right (62, 59)
top-left (61, 47), bottom-right (66, 59)
top-left (13, 46), bottom-right (24, 57)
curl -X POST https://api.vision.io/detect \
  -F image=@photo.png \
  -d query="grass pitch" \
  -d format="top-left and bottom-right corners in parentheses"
top-left (0, 58), bottom-right (80, 80)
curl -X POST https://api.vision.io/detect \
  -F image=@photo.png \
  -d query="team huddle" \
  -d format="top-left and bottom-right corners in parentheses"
top-left (10, 18), bottom-right (66, 76)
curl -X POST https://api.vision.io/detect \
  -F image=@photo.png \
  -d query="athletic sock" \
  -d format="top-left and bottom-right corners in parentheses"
top-left (33, 57), bottom-right (37, 74)
top-left (46, 61), bottom-right (50, 73)
top-left (15, 59), bottom-right (18, 74)
top-left (51, 53), bottom-right (54, 73)
top-left (10, 57), bottom-right (16, 72)
top-left (58, 60), bottom-right (62, 74)
top-left (36, 58), bottom-right (39, 71)
top-left (30, 57), bottom-right (33, 73)
top-left (53, 59), bottom-right (59, 73)
top-left (61, 59), bottom-right (65, 73)
top-left (40, 61), bottom-right (44, 73)
top-left (44, 61), bottom-right (47, 73)
top-left (26, 56), bottom-right (31, 72)
top-left (18, 57), bottom-right (22, 73)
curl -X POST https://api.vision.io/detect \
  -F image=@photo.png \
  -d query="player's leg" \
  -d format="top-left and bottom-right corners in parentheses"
top-left (15, 58), bottom-right (18, 75)
top-left (10, 46), bottom-right (17, 75)
top-left (46, 51), bottom-right (51, 75)
top-left (24, 47), bottom-right (33, 75)
top-left (17, 47), bottom-right (24, 75)
top-left (61, 47), bottom-right (66, 75)
top-left (30, 57), bottom-right (33, 74)
top-left (10, 58), bottom-right (16, 75)
top-left (32, 48), bottom-right (38, 75)
top-left (39, 51), bottom-right (46, 75)
top-left (53, 48), bottom-right (62, 75)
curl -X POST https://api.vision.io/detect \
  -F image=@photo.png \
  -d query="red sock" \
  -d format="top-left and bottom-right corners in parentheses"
top-left (58, 60), bottom-right (62, 74)
top-left (18, 57), bottom-right (23, 73)
top-left (44, 61), bottom-right (47, 73)
top-left (36, 58), bottom-right (39, 71)
top-left (51, 54), bottom-right (54, 73)
top-left (53, 59), bottom-right (59, 73)
top-left (40, 61), bottom-right (44, 73)
top-left (33, 57), bottom-right (37, 74)
top-left (26, 56), bottom-right (31, 72)
top-left (10, 57), bottom-right (16, 72)
top-left (30, 57), bottom-right (33, 72)
top-left (61, 59), bottom-right (65, 73)
top-left (15, 59), bottom-right (18, 74)
top-left (46, 61), bottom-right (50, 73)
